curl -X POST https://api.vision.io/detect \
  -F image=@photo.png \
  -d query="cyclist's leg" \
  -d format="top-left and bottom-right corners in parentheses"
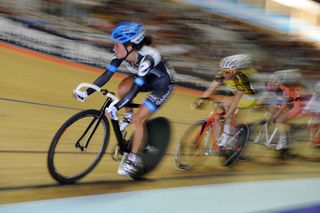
top-left (219, 96), bottom-right (255, 147)
top-left (274, 105), bottom-right (302, 150)
top-left (118, 83), bottom-right (173, 176)
top-left (131, 83), bottom-right (173, 154)
top-left (117, 76), bottom-right (134, 131)
top-left (217, 98), bottom-right (231, 146)
top-left (131, 106), bottom-right (153, 154)
top-left (274, 111), bottom-right (290, 150)
top-left (117, 106), bottom-right (152, 176)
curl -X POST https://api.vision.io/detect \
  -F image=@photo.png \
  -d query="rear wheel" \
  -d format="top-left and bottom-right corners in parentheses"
top-left (223, 124), bottom-right (249, 167)
top-left (130, 117), bottom-right (171, 179)
top-left (47, 110), bottom-right (110, 184)
top-left (173, 120), bottom-right (211, 170)
top-left (288, 123), bottom-right (320, 161)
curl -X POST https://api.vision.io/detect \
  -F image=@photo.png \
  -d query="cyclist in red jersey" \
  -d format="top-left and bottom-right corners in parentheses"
top-left (266, 70), bottom-right (306, 150)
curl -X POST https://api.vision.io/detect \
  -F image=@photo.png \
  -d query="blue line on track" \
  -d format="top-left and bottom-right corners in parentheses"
top-left (1, 178), bottom-right (319, 213)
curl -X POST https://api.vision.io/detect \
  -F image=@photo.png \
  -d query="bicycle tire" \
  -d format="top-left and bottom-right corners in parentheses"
top-left (286, 123), bottom-right (317, 161)
top-left (47, 109), bottom-right (110, 183)
top-left (223, 124), bottom-right (249, 167)
top-left (173, 119), bottom-right (210, 170)
top-left (130, 117), bottom-right (171, 179)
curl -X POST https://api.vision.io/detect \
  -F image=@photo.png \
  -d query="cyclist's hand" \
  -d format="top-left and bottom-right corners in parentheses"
top-left (73, 90), bottom-right (87, 102)
top-left (107, 105), bottom-right (119, 120)
top-left (192, 97), bottom-right (208, 109)
top-left (218, 116), bottom-right (226, 125)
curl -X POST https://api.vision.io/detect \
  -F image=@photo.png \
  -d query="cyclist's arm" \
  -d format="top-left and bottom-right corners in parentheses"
top-left (86, 71), bottom-right (114, 95)
top-left (115, 55), bottom-right (153, 109)
top-left (86, 57), bottom-right (123, 95)
top-left (115, 50), bottom-right (159, 109)
top-left (201, 80), bottom-right (221, 98)
top-left (272, 96), bottom-right (289, 119)
top-left (225, 90), bottom-right (243, 119)
top-left (114, 81), bottom-right (141, 109)
top-left (272, 103), bottom-right (287, 120)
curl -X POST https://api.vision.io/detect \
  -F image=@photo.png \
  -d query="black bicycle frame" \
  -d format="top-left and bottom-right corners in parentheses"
top-left (75, 94), bottom-right (140, 153)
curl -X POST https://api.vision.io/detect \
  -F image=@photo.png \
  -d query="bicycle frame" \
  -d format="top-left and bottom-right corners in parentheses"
top-left (254, 120), bottom-right (279, 147)
top-left (199, 109), bottom-right (244, 155)
top-left (74, 83), bottom-right (139, 154)
top-left (198, 116), bottom-right (220, 154)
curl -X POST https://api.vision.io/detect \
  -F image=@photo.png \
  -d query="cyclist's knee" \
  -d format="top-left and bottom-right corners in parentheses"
top-left (132, 114), bottom-right (146, 128)
top-left (118, 77), bottom-right (134, 98)
top-left (274, 113), bottom-right (289, 123)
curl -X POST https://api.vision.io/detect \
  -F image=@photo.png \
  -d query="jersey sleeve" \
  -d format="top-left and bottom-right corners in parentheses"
top-left (114, 84), bottom-right (140, 109)
top-left (137, 46), bottom-right (161, 77)
top-left (235, 72), bottom-right (255, 95)
top-left (86, 57), bottom-right (123, 95)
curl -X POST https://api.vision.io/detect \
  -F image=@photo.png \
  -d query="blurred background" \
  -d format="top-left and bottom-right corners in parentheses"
top-left (1, 0), bottom-right (319, 90)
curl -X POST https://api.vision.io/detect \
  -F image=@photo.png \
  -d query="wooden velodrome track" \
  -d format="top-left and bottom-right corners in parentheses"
top-left (1, 41), bottom-right (319, 204)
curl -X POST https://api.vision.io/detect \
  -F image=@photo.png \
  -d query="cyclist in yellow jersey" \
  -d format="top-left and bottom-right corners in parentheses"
top-left (194, 54), bottom-right (257, 149)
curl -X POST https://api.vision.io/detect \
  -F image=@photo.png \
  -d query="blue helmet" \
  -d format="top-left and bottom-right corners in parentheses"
top-left (111, 22), bottom-right (144, 44)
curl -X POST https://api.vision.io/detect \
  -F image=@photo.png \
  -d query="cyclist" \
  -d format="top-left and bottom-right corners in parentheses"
top-left (266, 70), bottom-right (305, 150)
top-left (73, 22), bottom-right (174, 176)
top-left (303, 80), bottom-right (320, 145)
top-left (193, 54), bottom-right (257, 155)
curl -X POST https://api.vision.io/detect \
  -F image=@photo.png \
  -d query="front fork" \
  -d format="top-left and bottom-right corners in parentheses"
top-left (75, 114), bottom-right (103, 151)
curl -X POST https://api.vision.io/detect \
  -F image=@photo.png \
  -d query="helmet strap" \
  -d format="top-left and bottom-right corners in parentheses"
top-left (121, 43), bottom-right (134, 60)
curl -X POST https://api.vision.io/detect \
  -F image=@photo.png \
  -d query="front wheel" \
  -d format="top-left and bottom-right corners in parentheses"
top-left (173, 120), bottom-right (211, 170)
top-left (47, 109), bottom-right (110, 184)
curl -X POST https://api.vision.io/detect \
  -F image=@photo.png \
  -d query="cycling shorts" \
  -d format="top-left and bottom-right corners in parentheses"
top-left (142, 84), bottom-right (174, 112)
top-left (238, 95), bottom-right (257, 108)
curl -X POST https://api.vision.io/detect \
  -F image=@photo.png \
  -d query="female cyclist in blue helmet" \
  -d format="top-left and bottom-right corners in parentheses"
top-left (73, 22), bottom-right (174, 177)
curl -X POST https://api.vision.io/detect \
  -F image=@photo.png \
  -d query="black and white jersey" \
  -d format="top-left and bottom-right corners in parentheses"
top-left (88, 46), bottom-right (175, 112)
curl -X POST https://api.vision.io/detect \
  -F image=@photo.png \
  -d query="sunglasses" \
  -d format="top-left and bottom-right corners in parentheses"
top-left (222, 70), bottom-right (235, 75)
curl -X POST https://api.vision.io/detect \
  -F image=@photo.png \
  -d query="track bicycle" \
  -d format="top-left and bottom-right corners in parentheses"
top-left (250, 112), bottom-right (289, 159)
top-left (173, 102), bottom-right (249, 170)
top-left (252, 112), bottom-right (280, 149)
top-left (306, 113), bottom-right (320, 147)
top-left (251, 111), bottom-right (316, 160)
top-left (47, 83), bottom-right (171, 183)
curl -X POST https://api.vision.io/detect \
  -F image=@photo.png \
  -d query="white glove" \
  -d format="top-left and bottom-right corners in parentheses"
top-left (107, 105), bottom-right (119, 120)
top-left (73, 90), bottom-right (88, 102)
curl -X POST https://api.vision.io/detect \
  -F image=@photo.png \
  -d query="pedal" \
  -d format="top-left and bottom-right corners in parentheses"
top-left (122, 130), bottom-right (127, 139)
top-left (204, 145), bottom-right (214, 156)
top-left (111, 145), bottom-right (123, 161)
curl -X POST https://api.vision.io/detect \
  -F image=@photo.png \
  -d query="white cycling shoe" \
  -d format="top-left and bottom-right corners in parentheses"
top-left (117, 153), bottom-right (143, 177)
top-left (276, 136), bottom-right (288, 150)
top-left (119, 112), bottom-right (133, 132)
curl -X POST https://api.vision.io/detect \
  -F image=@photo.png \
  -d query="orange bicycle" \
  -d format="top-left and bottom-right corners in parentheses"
top-left (173, 103), bottom-right (249, 170)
